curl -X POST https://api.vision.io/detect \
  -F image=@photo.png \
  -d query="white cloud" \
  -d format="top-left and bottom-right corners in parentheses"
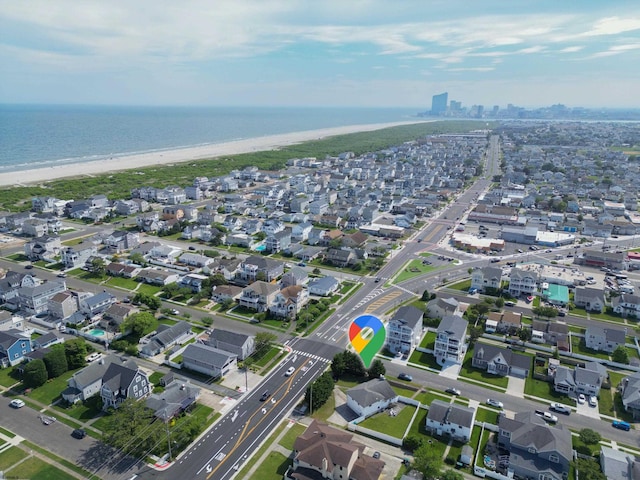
top-left (559, 46), bottom-right (584, 53)
top-left (584, 16), bottom-right (640, 36)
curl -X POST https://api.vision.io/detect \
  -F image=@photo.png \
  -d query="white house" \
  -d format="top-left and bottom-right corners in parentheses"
top-left (426, 400), bottom-right (476, 442)
top-left (345, 378), bottom-right (398, 418)
top-left (385, 305), bottom-right (423, 355)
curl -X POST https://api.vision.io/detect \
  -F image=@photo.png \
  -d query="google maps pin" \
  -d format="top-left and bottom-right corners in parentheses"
top-left (348, 314), bottom-right (386, 368)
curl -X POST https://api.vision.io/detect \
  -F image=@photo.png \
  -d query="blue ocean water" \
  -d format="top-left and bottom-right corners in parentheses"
top-left (0, 105), bottom-right (418, 173)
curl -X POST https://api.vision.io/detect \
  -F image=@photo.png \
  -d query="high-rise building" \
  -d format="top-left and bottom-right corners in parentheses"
top-left (431, 92), bottom-right (448, 115)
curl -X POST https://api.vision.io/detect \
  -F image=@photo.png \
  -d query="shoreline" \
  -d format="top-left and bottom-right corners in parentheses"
top-left (0, 120), bottom-right (428, 187)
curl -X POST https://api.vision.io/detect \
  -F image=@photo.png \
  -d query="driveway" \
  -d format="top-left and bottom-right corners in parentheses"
top-left (439, 362), bottom-right (461, 380)
top-left (506, 376), bottom-right (525, 397)
top-left (576, 400), bottom-right (601, 419)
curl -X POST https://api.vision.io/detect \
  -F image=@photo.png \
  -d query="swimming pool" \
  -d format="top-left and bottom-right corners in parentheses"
top-left (254, 244), bottom-right (266, 252)
top-left (87, 329), bottom-right (106, 337)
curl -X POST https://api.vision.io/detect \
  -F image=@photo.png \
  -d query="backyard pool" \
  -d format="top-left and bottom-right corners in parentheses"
top-left (87, 329), bottom-right (106, 337)
top-left (254, 244), bottom-right (266, 252)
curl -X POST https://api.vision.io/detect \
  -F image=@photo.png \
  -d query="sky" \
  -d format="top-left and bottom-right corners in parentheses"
top-left (1, 0), bottom-right (639, 108)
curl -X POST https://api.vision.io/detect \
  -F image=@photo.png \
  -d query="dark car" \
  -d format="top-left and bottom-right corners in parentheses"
top-left (71, 429), bottom-right (86, 439)
top-left (24, 265), bottom-right (33, 269)
top-left (445, 387), bottom-right (461, 396)
top-left (372, 451), bottom-right (381, 459)
top-left (398, 373), bottom-right (413, 381)
top-left (260, 391), bottom-right (271, 402)
top-left (188, 246), bottom-right (196, 251)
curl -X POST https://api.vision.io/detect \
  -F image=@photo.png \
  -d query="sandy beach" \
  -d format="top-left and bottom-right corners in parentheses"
top-left (0, 120), bottom-right (428, 188)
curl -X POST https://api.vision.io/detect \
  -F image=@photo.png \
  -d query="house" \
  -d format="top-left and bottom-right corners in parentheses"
top-left (15, 281), bottom-right (67, 315)
top-left (621, 371), bottom-right (640, 419)
top-left (181, 343), bottom-right (237, 378)
top-left (146, 380), bottom-right (201, 421)
top-left (346, 378), bottom-right (398, 418)
top-left (178, 273), bottom-right (208, 293)
top-left (178, 253), bottom-right (215, 269)
top-left (102, 303), bottom-right (135, 327)
top-left (238, 281), bottom-right (280, 312)
top-left (434, 315), bottom-right (467, 366)
top-left (270, 285), bottom-right (309, 319)
top-left (32, 332), bottom-right (63, 350)
top-left (288, 420), bottom-right (385, 480)
top-left (0, 329), bottom-right (32, 367)
top-left (496, 311), bottom-right (522, 334)
top-left (280, 267), bottom-right (309, 288)
top-left (47, 291), bottom-right (79, 320)
top-left (265, 228), bottom-right (292, 253)
top-left (508, 267), bottom-right (539, 297)
top-left (206, 329), bottom-right (255, 361)
top-left (140, 321), bottom-right (192, 358)
top-left (24, 235), bottom-right (62, 261)
top-left (427, 297), bottom-right (461, 319)
top-left (612, 294), bottom-right (640, 318)
top-left (471, 343), bottom-right (531, 377)
top-left (61, 245), bottom-right (97, 269)
top-left (599, 446), bottom-right (639, 480)
top-left (211, 285), bottom-right (243, 303)
top-left (307, 276), bottom-right (340, 297)
top-left (100, 361), bottom-right (151, 410)
top-left (80, 291), bottom-right (116, 317)
top-left (426, 400), bottom-right (476, 442)
top-left (136, 268), bottom-right (180, 286)
top-left (385, 305), bottom-right (424, 355)
top-left (574, 287), bottom-right (606, 313)
top-left (496, 411), bottom-right (572, 480)
top-left (553, 361), bottom-right (607, 397)
top-left (62, 355), bottom-right (138, 403)
top-left (324, 248), bottom-right (357, 267)
top-left (585, 325), bottom-right (626, 353)
top-left (470, 266), bottom-right (503, 292)
top-left (103, 230), bottom-right (140, 253)
top-left (237, 256), bottom-right (284, 283)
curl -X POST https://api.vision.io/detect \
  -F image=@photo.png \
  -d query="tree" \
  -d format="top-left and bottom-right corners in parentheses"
top-left (413, 441), bottom-right (443, 479)
top-left (305, 371), bottom-right (334, 412)
top-left (132, 292), bottom-right (161, 310)
top-left (43, 344), bottom-right (68, 378)
top-left (402, 434), bottom-right (423, 452)
top-left (579, 428), bottom-right (601, 445)
top-left (342, 350), bottom-right (366, 377)
top-left (421, 289), bottom-right (430, 301)
top-left (255, 332), bottom-right (277, 356)
top-left (441, 471), bottom-right (464, 480)
top-left (517, 327), bottom-right (532, 342)
top-left (331, 352), bottom-right (346, 379)
top-left (312, 267), bottom-right (321, 275)
top-left (23, 359), bottom-right (48, 388)
top-left (129, 252), bottom-right (146, 266)
top-left (122, 311), bottom-right (157, 338)
top-left (494, 297), bottom-right (504, 308)
top-left (575, 458), bottom-right (607, 480)
top-left (612, 345), bottom-right (630, 364)
top-left (367, 359), bottom-right (385, 378)
top-left (220, 297), bottom-right (234, 310)
top-left (101, 398), bottom-right (164, 458)
top-left (64, 338), bottom-right (88, 369)
top-left (89, 257), bottom-right (106, 277)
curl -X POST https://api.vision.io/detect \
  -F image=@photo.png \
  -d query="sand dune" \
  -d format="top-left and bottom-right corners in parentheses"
top-left (0, 120), bottom-right (427, 187)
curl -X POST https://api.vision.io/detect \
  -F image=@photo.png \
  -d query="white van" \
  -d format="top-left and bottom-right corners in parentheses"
top-left (620, 285), bottom-right (635, 294)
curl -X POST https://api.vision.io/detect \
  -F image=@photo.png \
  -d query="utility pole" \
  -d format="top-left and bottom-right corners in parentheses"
top-left (165, 421), bottom-right (172, 462)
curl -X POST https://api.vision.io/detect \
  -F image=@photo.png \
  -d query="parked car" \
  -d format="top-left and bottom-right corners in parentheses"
top-left (504, 301), bottom-right (515, 307)
top-left (71, 429), bottom-right (87, 439)
top-left (24, 264), bottom-right (33, 269)
top-left (285, 367), bottom-right (295, 377)
top-left (577, 394), bottom-right (586, 404)
top-left (589, 396), bottom-right (598, 407)
top-left (171, 309), bottom-right (180, 315)
top-left (486, 399), bottom-right (503, 408)
top-left (57, 272), bottom-right (67, 278)
top-left (612, 420), bottom-right (631, 431)
top-left (260, 391), bottom-right (271, 401)
top-left (398, 373), bottom-right (413, 381)
top-left (188, 246), bottom-right (196, 251)
top-left (549, 403), bottom-right (571, 415)
top-left (445, 387), bottom-right (461, 396)
top-left (86, 353), bottom-right (101, 362)
top-left (9, 399), bottom-right (25, 408)
top-left (372, 451), bottom-right (381, 459)
top-left (535, 411), bottom-right (558, 423)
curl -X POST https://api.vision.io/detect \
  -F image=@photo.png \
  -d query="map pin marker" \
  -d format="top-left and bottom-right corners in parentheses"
top-left (348, 314), bottom-right (386, 368)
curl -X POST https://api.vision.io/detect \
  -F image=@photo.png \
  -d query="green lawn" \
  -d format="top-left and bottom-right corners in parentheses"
top-left (448, 279), bottom-right (472, 291)
top-left (0, 426), bottom-right (15, 438)
top-left (393, 259), bottom-right (437, 283)
top-left (149, 372), bottom-right (164, 385)
top-left (8, 456), bottom-right (75, 480)
top-left (359, 405), bottom-right (416, 438)
top-left (0, 367), bottom-right (20, 387)
top-left (52, 399), bottom-right (102, 421)
top-left (254, 346), bottom-right (281, 368)
top-left (408, 350), bottom-right (441, 371)
top-left (28, 369), bottom-right (78, 405)
top-left (278, 422), bottom-right (307, 451)
top-left (571, 306), bottom-right (626, 323)
top-left (599, 388), bottom-right (615, 416)
top-left (523, 376), bottom-right (565, 402)
top-left (458, 354), bottom-right (508, 388)
top-left (419, 331), bottom-right (436, 349)
top-left (475, 407), bottom-right (500, 425)
top-left (311, 391), bottom-right (336, 421)
top-left (90, 414), bottom-right (110, 432)
top-left (104, 276), bottom-right (140, 290)
top-left (0, 447), bottom-right (27, 471)
top-left (476, 430), bottom-right (494, 467)
top-left (570, 336), bottom-right (610, 360)
top-left (392, 385), bottom-right (418, 398)
top-left (253, 451), bottom-right (291, 480)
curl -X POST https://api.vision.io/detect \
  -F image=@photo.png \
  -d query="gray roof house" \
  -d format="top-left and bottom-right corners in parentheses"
top-left (100, 361), bottom-right (150, 411)
top-left (573, 287), bottom-right (606, 313)
top-left (426, 399), bottom-right (476, 442)
top-left (206, 329), bottom-right (254, 361)
top-left (238, 281), bottom-right (280, 312)
top-left (472, 342), bottom-right (531, 378)
top-left (140, 321), bottom-right (192, 358)
top-left (346, 378), bottom-right (398, 418)
top-left (585, 325), bottom-right (626, 353)
top-left (145, 380), bottom-right (201, 421)
top-left (620, 371), bottom-right (640, 420)
top-left (427, 297), bottom-right (460, 319)
top-left (553, 360), bottom-right (607, 397)
top-left (497, 411), bottom-right (572, 480)
top-left (386, 305), bottom-right (424, 355)
top-left (182, 343), bottom-right (237, 379)
top-left (434, 315), bottom-right (467, 366)
top-left (307, 276), bottom-right (340, 297)
top-left (599, 445), bottom-right (640, 480)
top-left (62, 355), bottom-right (137, 403)
top-left (80, 291), bottom-right (116, 317)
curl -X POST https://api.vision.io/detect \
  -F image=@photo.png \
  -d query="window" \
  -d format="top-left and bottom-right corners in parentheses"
top-left (528, 447), bottom-right (537, 454)
top-left (549, 454), bottom-right (559, 463)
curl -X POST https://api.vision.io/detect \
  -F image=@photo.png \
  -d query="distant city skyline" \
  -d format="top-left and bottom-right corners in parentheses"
top-left (1, 1), bottom-right (639, 108)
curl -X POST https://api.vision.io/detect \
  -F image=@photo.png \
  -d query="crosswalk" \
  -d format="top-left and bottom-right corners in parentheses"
top-left (291, 350), bottom-right (331, 364)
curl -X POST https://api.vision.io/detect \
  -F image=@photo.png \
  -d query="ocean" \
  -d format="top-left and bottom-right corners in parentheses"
top-left (0, 105), bottom-right (418, 173)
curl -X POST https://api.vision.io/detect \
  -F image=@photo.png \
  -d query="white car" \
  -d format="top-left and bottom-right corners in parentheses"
top-left (549, 402), bottom-right (571, 415)
top-left (9, 399), bottom-right (25, 408)
top-left (285, 367), bottom-right (295, 377)
top-left (86, 353), bottom-right (101, 362)
top-left (486, 399), bottom-right (504, 409)
top-left (578, 394), bottom-right (586, 404)
top-left (589, 396), bottom-right (598, 407)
